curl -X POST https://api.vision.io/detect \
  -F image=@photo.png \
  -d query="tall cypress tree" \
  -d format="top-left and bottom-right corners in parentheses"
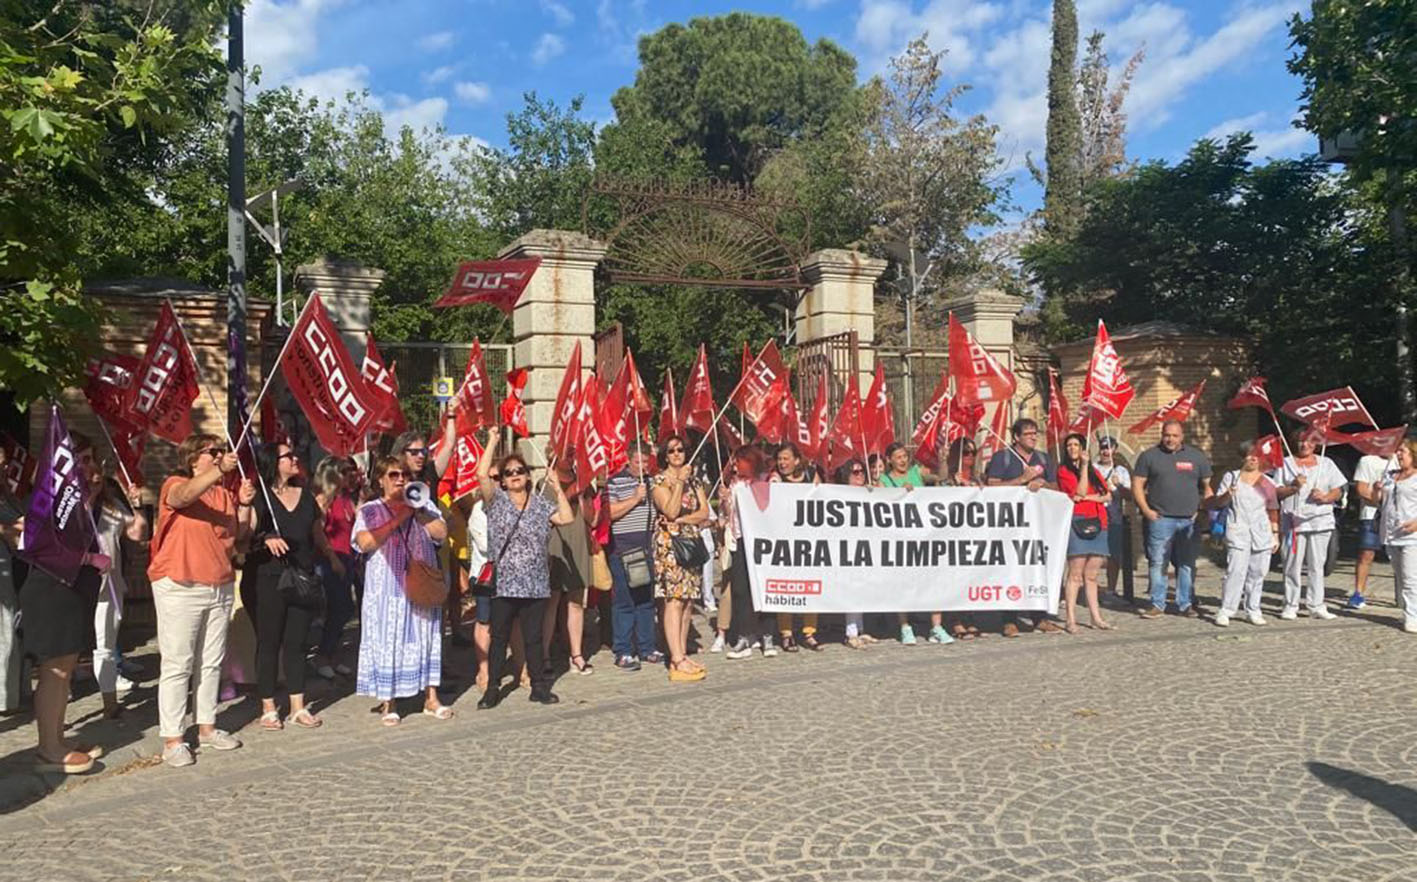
top-left (1044, 0), bottom-right (1082, 239)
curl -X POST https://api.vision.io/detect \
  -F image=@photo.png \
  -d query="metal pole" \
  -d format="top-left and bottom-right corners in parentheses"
top-left (1389, 175), bottom-right (1416, 424)
top-left (226, 2), bottom-right (247, 444)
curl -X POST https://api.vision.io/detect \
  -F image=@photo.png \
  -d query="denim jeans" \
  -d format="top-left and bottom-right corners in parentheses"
top-left (1147, 515), bottom-right (1197, 611)
top-left (316, 553), bottom-right (357, 659)
top-left (609, 551), bottom-right (656, 659)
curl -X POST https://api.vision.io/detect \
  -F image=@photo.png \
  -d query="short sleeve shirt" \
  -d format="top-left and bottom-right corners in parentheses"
top-left (1274, 456), bottom-right (1346, 533)
top-left (486, 488), bottom-right (556, 598)
top-left (1354, 455), bottom-right (1393, 521)
top-left (606, 468), bottom-right (652, 552)
top-left (984, 447), bottom-right (1056, 485)
top-left (1380, 473), bottom-right (1417, 546)
top-left (1100, 463), bottom-right (1131, 519)
top-left (880, 465), bottom-right (926, 489)
top-left (1133, 444), bottom-right (1212, 517)
top-left (1217, 470), bottom-right (1278, 550)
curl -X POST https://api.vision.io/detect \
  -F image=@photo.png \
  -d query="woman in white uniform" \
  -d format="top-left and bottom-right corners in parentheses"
top-left (1373, 438), bottom-right (1417, 633)
top-left (1207, 441), bottom-right (1291, 627)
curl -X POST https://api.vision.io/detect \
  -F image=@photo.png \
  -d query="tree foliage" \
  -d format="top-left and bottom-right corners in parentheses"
top-left (0, 0), bottom-right (225, 407)
top-left (1043, 0), bottom-right (1082, 240)
top-left (1024, 134), bottom-right (1401, 421)
top-left (1076, 32), bottom-right (1143, 191)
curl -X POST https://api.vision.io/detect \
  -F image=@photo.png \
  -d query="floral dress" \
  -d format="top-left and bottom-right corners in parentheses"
top-left (353, 501), bottom-right (443, 701)
top-left (652, 473), bottom-right (704, 601)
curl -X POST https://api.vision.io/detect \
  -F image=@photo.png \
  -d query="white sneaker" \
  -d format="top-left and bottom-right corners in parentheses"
top-left (761, 636), bottom-right (778, 658)
top-left (1213, 612), bottom-right (1230, 628)
top-left (114, 674), bottom-right (135, 694)
top-left (1279, 608), bottom-right (1298, 621)
top-left (725, 638), bottom-right (753, 660)
top-left (709, 634), bottom-right (725, 653)
top-left (1404, 621), bottom-right (1417, 634)
top-left (1248, 612), bottom-right (1268, 626)
top-left (1310, 607), bottom-right (1337, 620)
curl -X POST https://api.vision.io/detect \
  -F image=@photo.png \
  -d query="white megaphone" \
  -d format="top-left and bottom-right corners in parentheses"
top-left (403, 481), bottom-right (431, 509)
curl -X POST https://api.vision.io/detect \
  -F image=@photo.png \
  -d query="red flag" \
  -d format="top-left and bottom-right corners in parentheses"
top-left (948, 313), bottom-right (1017, 407)
top-left (623, 350), bottom-right (654, 432)
top-left (278, 294), bottom-right (379, 456)
top-left (1046, 368), bottom-right (1069, 452)
top-left (107, 421), bottom-right (146, 490)
top-left (260, 394), bottom-right (289, 446)
top-left (782, 387), bottom-right (814, 455)
top-left (861, 362), bottom-right (895, 456)
top-left (574, 381), bottom-right (612, 496)
top-left (913, 403), bottom-right (946, 471)
top-left (456, 340), bottom-right (497, 430)
top-left (361, 333), bottom-right (407, 436)
top-left (1253, 434), bottom-right (1285, 471)
top-left (500, 368), bottom-right (530, 438)
top-left (125, 301), bottom-right (200, 443)
top-left (1080, 320), bottom-right (1135, 419)
top-left (83, 353), bottom-right (142, 429)
top-left (827, 383), bottom-right (865, 469)
top-left (733, 341), bottom-right (787, 425)
top-left (1228, 376), bottom-right (1274, 413)
top-left (657, 370), bottom-right (680, 441)
top-left (755, 373), bottom-right (793, 445)
top-left (977, 402), bottom-right (1011, 468)
top-left (808, 374), bottom-right (830, 466)
top-left (1279, 386), bottom-right (1377, 430)
top-left (549, 343), bottom-right (583, 463)
top-left (1336, 425), bottom-right (1407, 457)
top-left (911, 371), bottom-right (951, 453)
top-left (435, 257), bottom-right (541, 313)
top-left (680, 345), bottom-right (716, 434)
top-left (597, 368), bottom-right (632, 475)
top-left (0, 434), bottom-right (37, 497)
top-left (1068, 403), bottom-right (1107, 436)
top-left (1128, 380), bottom-right (1207, 435)
top-left (718, 419), bottom-right (746, 452)
top-left (437, 411), bottom-right (484, 502)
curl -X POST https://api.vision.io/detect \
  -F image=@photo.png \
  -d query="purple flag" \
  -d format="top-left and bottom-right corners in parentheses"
top-left (20, 406), bottom-right (94, 584)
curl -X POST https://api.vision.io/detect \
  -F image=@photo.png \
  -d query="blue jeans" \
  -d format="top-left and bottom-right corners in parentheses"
top-left (1147, 516), bottom-right (1197, 611)
top-left (317, 553), bottom-right (357, 658)
top-left (609, 551), bottom-right (656, 659)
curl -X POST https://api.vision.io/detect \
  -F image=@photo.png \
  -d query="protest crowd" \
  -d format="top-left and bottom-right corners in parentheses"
top-left (1, 295), bottom-right (1410, 775)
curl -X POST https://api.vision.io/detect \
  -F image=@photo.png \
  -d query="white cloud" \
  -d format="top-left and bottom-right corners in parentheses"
top-left (418, 30), bottom-right (456, 52)
top-left (384, 95), bottom-right (450, 134)
top-left (854, 0), bottom-right (1003, 74)
top-left (540, 0), bottom-right (574, 27)
top-left (1203, 110), bottom-right (1312, 158)
top-left (286, 65), bottom-right (370, 105)
top-left (244, 0), bottom-right (346, 86)
top-left (423, 65), bottom-right (456, 85)
top-left (454, 81), bottom-right (492, 104)
top-left (531, 32), bottom-right (566, 65)
top-left (284, 66), bottom-right (450, 135)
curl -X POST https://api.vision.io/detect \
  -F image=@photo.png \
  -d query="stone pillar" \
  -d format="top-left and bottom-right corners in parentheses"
top-left (293, 258), bottom-right (385, 357)
top-left (797, 249), bottom-right (888, 387)
top-left (498, 230), bottom-right (606, 454)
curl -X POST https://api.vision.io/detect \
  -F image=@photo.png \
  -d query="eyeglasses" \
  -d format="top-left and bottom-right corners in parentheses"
top-left (277, 451), bottom-right (298, 461)
top-left (403, 446), bottom-right (428, 457)
top-left (503, 467), bottom-right (528, 478)
top-left (384, 469), bottom-right (406, 480)
top-left (666, 446), bottom-right (685, 454)
top-left (962, 450), bottom-right (977, 456)
top-left (202, 447), bottom-right (227, 457)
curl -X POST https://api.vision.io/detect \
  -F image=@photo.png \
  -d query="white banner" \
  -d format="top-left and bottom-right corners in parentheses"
top-left (735, 483), bottom-right (1074, 614)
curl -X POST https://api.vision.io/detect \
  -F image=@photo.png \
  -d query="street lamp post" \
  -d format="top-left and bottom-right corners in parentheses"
top-left (226, 2), bottom-right (247, 439)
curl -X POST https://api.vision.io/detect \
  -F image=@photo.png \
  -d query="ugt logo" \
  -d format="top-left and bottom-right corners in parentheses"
top-left (302, 322), bottom-right (368, 426)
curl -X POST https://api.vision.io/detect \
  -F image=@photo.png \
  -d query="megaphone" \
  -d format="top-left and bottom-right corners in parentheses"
top-left (404, 481), bottom-right (430, 508)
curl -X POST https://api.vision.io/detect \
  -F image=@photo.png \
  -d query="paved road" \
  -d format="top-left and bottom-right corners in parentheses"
top-left (1, 563), bottom-right (1415, 881)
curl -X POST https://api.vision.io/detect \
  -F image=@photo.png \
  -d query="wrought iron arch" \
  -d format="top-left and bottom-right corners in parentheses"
top-left (583, 177), bottom-right (811, 291)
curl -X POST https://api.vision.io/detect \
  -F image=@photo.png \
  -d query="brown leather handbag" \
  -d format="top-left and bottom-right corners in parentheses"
top-left (393, 506), bottom-right (448, 608)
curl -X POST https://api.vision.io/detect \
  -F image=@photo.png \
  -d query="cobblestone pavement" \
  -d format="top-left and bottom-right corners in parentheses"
top-left (1, 559), bottom-right (1415, 881)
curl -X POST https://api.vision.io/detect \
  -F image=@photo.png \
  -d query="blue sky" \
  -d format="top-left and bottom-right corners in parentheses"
top-left (243, 0), bottom-right (1315, 216)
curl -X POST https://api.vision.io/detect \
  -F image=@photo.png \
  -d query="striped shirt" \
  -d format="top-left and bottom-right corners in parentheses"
top-left (607, 468), bottom-right (652, 551)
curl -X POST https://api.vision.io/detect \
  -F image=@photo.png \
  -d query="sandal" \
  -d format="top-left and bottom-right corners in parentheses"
top-left (949, 623), bottom-right (972, 641)
top-left (1064, 622), bottom-right (1081, 635)
top-left (801, 633), bottom-right (824, 652)
top-left (571, 655), bottom-right (594, 676)
top-left (380, 711), bottom-right (401, 727)
top-left (1090, 620), bottom-right (1116, 631)
top-left (259, 710), bottom-right (283, 731)
top-left (422, 705), bottom-right (454, 720)
top-left (290, 708), bottom-right (322, 729)
top-left (36, 749), bottom-right (95, 774)
top-left (844, 636), bottom-right (867, 650)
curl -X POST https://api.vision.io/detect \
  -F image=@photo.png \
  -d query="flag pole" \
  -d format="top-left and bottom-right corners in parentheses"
top-left (90, 414), bottom-right (136, 490)
top-left (233, 292), bottom-right (317, 453)
top-left (686, 372), bottom-right (752, 467)
top-left (167, 299), bottom-right (247, 480)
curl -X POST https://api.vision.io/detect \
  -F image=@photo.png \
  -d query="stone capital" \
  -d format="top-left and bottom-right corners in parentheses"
top-left (801, 249), bottom-right (888, 286)
top-left (498, 229), bottom-right (609, 267)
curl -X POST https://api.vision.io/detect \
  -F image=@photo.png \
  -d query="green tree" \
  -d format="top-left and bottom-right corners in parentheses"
top-left (1024, 134), bottom-right (1400, 421)
top-left (0, 0), bottom-right (225, 407)
top-left (1043, 0), bottom-right (1082, 239)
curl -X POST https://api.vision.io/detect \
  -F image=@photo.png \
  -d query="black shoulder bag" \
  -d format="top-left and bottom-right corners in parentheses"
top-left (270, 491), bottom-right (325, 610)
top-left (473, 494), bottom-right (529, 596)
top-left (667, 476), bottom-right (710, 569)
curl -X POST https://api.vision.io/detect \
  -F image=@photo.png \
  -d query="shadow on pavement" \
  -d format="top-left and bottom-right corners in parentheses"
top-left (1308, 761), bottom-right (1417, 831)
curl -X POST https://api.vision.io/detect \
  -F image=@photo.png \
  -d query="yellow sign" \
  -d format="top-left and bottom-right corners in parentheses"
top-left (432, 376), bottom-right (456, 401)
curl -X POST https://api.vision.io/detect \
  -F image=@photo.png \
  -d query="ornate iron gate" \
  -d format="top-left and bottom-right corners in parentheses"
top-left (794, 331), bottom-right (859, 426)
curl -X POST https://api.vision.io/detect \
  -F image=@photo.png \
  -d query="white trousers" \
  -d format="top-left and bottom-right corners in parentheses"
top-left (1221, 545), bottom-right (1271, 615)
top-left (152, 578), bottom-right (234, 738)
top-left (1282, 531), bottom-right (1330, 613)
top-left (700, 528), bottom-right (716, 607)
top-left (845, 613), bottom-right (864, 638)
top-left (93, 584), bottom-right (123, 694)
top-left (1387, 544), bottom-right (1417, 627)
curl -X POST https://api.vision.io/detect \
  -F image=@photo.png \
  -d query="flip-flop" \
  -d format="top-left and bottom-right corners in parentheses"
top-left (290, 708), bottom-right (322, 729)
top-left (259, 710), bottom-right (283, 731)
top-left (36, 750), bottom-right (95, 774)
top-left (422, 705), bottom-right (454, 720)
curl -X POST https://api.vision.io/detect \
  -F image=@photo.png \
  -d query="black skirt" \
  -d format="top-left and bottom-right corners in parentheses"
top-left (17, 565), bottom-right (99, 663)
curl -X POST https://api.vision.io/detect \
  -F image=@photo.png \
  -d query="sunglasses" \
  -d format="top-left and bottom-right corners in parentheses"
top-left (277, 451), bottom-right (299, 461)
top-left (503, 467), bottom-right (528, 478)
top-left (849, 466), bottom-right (865, 474)
top-left (202, 447), bottom-right (227, 457)
top-left (384, 469), bottom-right (407, 480)
top-left (488, 473), bottom-right (502, 482)
top-left (403, 446), bottom-right (428, 456)
top-left (666, 447), bottom-right (685, 454)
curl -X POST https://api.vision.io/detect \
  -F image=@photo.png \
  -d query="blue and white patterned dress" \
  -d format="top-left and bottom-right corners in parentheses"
top-left (353, 501), bottom-right (443, 700)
